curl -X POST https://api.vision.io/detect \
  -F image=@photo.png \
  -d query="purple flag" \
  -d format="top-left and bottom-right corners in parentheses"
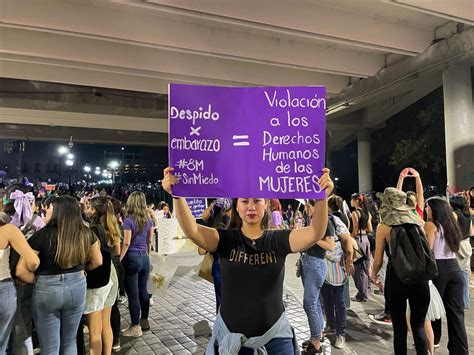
top-left (169, 84), bottom-right (326, 199)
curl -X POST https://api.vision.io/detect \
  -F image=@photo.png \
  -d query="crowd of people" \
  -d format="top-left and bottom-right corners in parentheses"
top-left (0, 181), bottom-right (171, 354)
top-left (0, 167), bottom-right (472, 354)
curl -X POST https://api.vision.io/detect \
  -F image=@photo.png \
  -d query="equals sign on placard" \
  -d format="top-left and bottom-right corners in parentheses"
top-left (233, 135), bottom-right (250, 147)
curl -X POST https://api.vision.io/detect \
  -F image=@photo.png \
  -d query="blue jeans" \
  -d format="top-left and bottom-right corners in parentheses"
top-left (122, 251), bottom-right (150, 325)
top-left (33, 272), bottom-right (86, 355)
top-left (462, 270), bottom-right (470, 309)
top-left (239, 337), bottom-right (294, 354)
top-left (321, 283), bottom-right (346, 336)
top-left (0, 280), bottom-right (16, 354)
top-left (301, 254), bottom-right (327, 340)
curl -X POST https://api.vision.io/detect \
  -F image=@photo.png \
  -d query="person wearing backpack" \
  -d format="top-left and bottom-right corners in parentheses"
top-left (424, 197), bottom-right (469, 355)
top-left (84, 197), bottom-right (121, 355)
top-left (372, 187), bottom-right (434, 355)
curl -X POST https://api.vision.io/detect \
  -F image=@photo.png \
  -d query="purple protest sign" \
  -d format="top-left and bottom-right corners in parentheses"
top-left (169, 84), bottom-right (326, 199)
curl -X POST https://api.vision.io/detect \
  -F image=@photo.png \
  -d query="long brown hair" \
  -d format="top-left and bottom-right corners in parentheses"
top-left (90, 196), bottom-right (121, 248)
top-left (49, 195), bottom-right (91, 269)
top-left (125, 191), bottom-right (148, 232)
top-left (228, 198), bottom-right (269, 230)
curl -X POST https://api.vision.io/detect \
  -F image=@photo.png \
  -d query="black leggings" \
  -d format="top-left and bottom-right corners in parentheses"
top-left (390, 268), bottom-right (429, 355)
top-left (432, 259), bottom-right (469, 355)
top-left (111, 299), bottom-right (121, 344)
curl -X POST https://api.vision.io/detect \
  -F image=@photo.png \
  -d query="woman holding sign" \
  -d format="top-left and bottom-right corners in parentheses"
top-left (162, 166), bottom-right (333, 355)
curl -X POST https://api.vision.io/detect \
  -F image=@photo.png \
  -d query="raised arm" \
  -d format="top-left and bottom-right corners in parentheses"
top-left (410, 168), bottom-right (424, 209)
top-left (288, 168), bottom-right (333, 253)
top-left (396, 168), bottom-right (409, 191)
top-left (162, 167), bottom-right (220, 252)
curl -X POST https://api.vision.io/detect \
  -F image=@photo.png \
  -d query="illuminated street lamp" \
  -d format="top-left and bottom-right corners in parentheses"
top-left (67, 153), bottom-right (74, 160)
top-left (108, 160), bottom-right (119, 184)
top-left (58, 146), bottom-right (69, 155)
top-left (65, 159), bottom-right (74, 167)
top-left (83, 166), bottom-right (91, 173)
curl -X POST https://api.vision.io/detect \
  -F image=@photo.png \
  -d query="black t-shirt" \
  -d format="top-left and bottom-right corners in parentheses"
top-left (215, 228), bottom-right (292, 337)
top-left (305, 218), bottom-right (336, 258)
top-left (356, 208), bottom-right (369, 230)
top-left (29, 224), bottom-right (96, 276)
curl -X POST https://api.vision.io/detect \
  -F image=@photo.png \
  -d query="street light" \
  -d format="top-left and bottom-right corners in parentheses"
top-left (67, 153), bottom-right (74, 160)
top-left (108, 161), bottom-right (119, 184)
top-left (58, 146), bottom-right (69, 155)
top-left (83, 166), bottom-right (91, 173)
top-left (65, 159), bottom-right (74, 167)
top-left (108, 161), bottom-right (119, 169)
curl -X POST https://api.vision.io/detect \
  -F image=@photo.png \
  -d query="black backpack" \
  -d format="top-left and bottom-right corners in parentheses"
top-left (390, 223), bottom-right (437, 285)
top-left (86, 225), bottom-right (112, 289)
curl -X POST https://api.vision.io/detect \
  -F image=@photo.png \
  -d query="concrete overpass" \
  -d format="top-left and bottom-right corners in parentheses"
top-left (1, 0), bottom-right (473, 190)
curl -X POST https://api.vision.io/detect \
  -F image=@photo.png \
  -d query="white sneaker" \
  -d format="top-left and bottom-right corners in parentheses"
top-left (121, 325), bottom-right (142, 337)
top-left (149, 296), bottom-right (154, 306)
top-left (112, 342), bottom-right (121, 352)
top-left (334, 335), bottom-right (346, 349)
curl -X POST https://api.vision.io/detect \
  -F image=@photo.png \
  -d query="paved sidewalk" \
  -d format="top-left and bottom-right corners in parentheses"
top-left (114, 252), bottom-right (473, 354)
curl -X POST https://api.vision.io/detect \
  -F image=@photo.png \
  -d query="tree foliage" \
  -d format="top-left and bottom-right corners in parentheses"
top-left (371, 87), bottom-right (446, 191)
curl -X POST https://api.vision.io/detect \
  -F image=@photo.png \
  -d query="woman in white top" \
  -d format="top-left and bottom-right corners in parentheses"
top-left (0, 216), bottom-right (40, 353)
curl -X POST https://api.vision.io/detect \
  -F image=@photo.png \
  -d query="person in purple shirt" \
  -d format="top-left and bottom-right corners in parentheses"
top-left (119, 191), bottom-right (153, 337)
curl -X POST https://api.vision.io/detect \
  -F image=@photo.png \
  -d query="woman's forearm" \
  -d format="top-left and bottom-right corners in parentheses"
top-left (373, 259), bottom-right (382, 276)
top-left (415, 176), bottom-right (424, 207)
top-left (396, 175), bottom-right (404, 190)
top-left (119, 243), bottom-right (129, 261)
top-left (310, 199), bottom-right (328, 242)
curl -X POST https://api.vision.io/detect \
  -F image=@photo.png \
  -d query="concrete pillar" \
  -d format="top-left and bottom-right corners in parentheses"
top-left (357, 129), bottom-right (373, 193)
top-left (442, 65), bottom-right (474, 192)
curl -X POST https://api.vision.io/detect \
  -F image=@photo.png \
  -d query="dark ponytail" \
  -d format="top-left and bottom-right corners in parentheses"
top-left (351, 193), bottom-right (370, 215)
top-left (426, 197), bottom-right (461, 253)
